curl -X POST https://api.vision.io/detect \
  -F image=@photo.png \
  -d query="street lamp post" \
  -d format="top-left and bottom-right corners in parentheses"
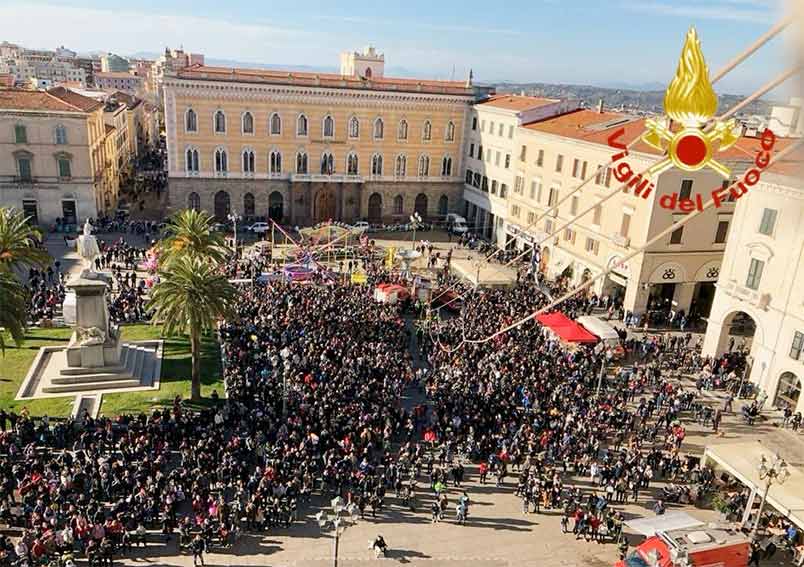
top-left (410, 212), bottom-right (422, 250)
top-left (316, 497), bottom-right (360, 567)
top-left (750, 453), bottom-right (790, 541)
top-left (228, 209), bottom-right (241, 254)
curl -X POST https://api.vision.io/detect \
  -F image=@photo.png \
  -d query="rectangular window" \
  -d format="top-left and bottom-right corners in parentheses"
top-left (791, 331), bottom-right (804, 359)
top-left (572, 158), bottom-right (580, 178)
top-left (746, 258), bottom-right (764, 290)
top-left (473, 172), bottom-right (481, 188)
top-left (536, 182), bottom-right (543, 203)
top-left (670, 226), bottom-right (684, 244)
top-left (585, 237), bottom-right (599, 255)
top-left (564, 228), bottom-right (575, 242)
top-left (620, 213), bottom-right (631, 238)
top-left (519, 145), bottom-right (527, 161)
top-left (511, 205), bottom-right (520, 218)
top-left (536, 149), bottom-right (544, 167)
top-left (514, 175), bottom-right (524, 194)
top-left (482, 176), bottom-right (489, 192)
top-left (715, 220), bottom-right (729, 243)
top-left (592, 205), bottom-right (602, 225)
top-left (571, 196), bottom-right (579, 216)
top-left (605, 167), bottom-right (612, 187)
top-left (723, 179), bottom-right (738, 202)
top-left (465, 169), bottom-right (473, 184)
top-left (491, 180), bottom-right (497, 194)
top-left (529, 181), bottom-right (536, 200)
top-left (58, 158), bottom-right (71, 178)
top-left (581, 161), bottom-right (587, 179)
top-left (527, 212), bottom-right (535, 224)
top-left (596, 165), bottom-right (604, 185)
top-left (469, 143), bottom-right (474, 158)
top-left (508, 125), bottom-right (514, 139)
top-left (481, 120), bottom-right (486, 132)
top-left (495, 151), bottom-right (500, 166)
top-left (548, 187), bottom-right (558, 207)
top-left (504, 154), bottom-right (511, 169)
top-left (680, 179), bottom-right (693, 200)
top-left (14, 124), bottom-right (27, 144)
top-left (542, 219), bottom-right (552, 234)
top-left (486, 149), bottom-right (491, 162)
top-left (17, 157), bottom-right (32, 181)
top-left (22, 199), bottom-right (38, 225)
top-left (498, 123), bottom-right (504, 136)
top-left (758, 208), bottom-right (777, 236)
top-left (500, 184), bottom-right (508, 198)
top-left (472, 117), bottom-right (478, 130)
top-left (489, 121), bottom-right (494, 134)
top-left (555, 154), bottom-right (563, 172)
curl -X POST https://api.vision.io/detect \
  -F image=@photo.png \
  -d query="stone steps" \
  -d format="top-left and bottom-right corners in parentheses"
top-left (43, 378), bottom-right (143, 394)
top-left (50, 370), bottom-right (130, 385)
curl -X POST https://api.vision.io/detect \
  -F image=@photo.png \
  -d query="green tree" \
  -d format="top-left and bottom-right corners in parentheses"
top-left (158, 209), bottom-right (228, 266)
top-left (147, 255), bottom-right (236, 401)
top-left (0, 207), bottom-right (50, 352)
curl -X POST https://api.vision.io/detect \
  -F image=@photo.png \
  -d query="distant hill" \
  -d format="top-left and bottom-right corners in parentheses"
top-left (492, 82), bottom-right (772, 117)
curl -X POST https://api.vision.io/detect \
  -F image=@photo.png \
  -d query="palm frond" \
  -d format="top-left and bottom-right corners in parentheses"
top-left (0, 207), bottom-right (50, 274)
top-left (158, 209), bottom-right (228, 266)
top-left (0, 271), bottom-right (29, 353)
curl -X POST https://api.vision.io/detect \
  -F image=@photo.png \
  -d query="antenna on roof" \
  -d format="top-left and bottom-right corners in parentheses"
top-left (451, 64), bottom-right (455, 82)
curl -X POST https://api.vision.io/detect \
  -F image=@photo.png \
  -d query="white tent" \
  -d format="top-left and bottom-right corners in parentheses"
top-left (625, 511), bottom-right (704, 536)
top-left (703, 441), bottom-right (804, 530)
top-left (577, 316), bottom-right (620, 344)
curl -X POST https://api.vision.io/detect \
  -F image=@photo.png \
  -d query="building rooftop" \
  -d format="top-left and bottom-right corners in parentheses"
top-left (174, 64), bottom-right (476, 96)
top-left (521, 108), bottom-right (794, 162)
top-left (477, 94), bottom-right (559, 111)
top-left (95, 72), bottom-right (139, 80)
top-left (0, 87), bottom-right (101, 113)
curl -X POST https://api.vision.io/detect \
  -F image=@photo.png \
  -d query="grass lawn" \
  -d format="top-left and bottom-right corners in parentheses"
top-left (0, 324), bottom-right (224, 418)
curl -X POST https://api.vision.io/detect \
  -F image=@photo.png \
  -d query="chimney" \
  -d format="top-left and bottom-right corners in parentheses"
top-left (597, 99), bottom-right (604, 114)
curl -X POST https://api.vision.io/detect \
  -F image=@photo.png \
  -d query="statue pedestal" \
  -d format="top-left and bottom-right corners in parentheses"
top-left (64, 270), bottom-right (121, 369)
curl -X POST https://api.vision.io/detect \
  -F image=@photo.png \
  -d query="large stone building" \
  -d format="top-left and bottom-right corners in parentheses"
top-left (0, 42), bottom-right (87, 88)
top-left (702, 160), bottom-right (804, 413)
top-left (0, 87), bottom-right (116, 225)
top-left (163, 47), bottom-right (488, 224)
top-left (94, 72), bottom-right (144, 96)
top-left (463, 96), bottom-right (765, 317)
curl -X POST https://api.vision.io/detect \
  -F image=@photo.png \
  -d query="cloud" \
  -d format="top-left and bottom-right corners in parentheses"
top-left (623, 1), bottom-right (778, 23)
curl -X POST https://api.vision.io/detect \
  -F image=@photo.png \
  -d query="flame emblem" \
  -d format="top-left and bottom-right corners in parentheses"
top-left (642, 27), bottom-right (739, 179)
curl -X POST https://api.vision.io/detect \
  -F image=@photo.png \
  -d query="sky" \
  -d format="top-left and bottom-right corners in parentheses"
top-left (0, 0), bottom-right (797, 97)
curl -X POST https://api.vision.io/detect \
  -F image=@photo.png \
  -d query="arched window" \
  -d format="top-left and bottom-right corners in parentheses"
top-left (321, 152), bottom-right (334, 174)
top-left (214, 110), bottom-right (226, 133)
top-left (242, 149), bottom-right (255, 173)
top-left (445, 121), bottom-right (455, 141)
top-left (55, 124), bottom-right (68, 145)
top-left (185, 148), bottom-right (199, 172)
top-left (269, 191), bottom-right (284, 221)
top-left (214, 147), bottom-right (227, 172)
top-left (414, 193), bottom-right (428, 217)
top-left (243, 193), bottom-right (255, 218)
top-left (242, 112), bottom-right (254, 134)
top-left (373, 118), bottom-right (384, 140)
top-left (347, 152), bottom-right (359, 175)
top-left (214, 191), bottom-right (231, 220)
top-left (323, 115), bottom-right (334, 138)
top-left (188, 192), bottom-right (201, 210)
top-left (348, 116), bottom-right (359, 139)
top-left (297, 114), bottom-right (308, 136)
top-left (364, 67), bottom-right (373, 79)
top-left (441, 156), bottom-right (453, 176)
top-left (422, 120), bottom-right (432, 141)
top-left (185, 109), bottom-right (197, 133)
top-left (398, 120), bottom-right (408, 140)
top-left (393, 195), bottom-right (404, 215)
top-left (296, 151), bottom-right (308, 174)
top-left (774, 372), bottom-right (801, 409)
top-left (270, 113), bottom-right (281, 135)
top-left (371, 153), bottom-right (383, 176)
top-left (395, 154), bottom-right (406, 177)
top-left (438, 195), bottom-right (449, 216)
top-left (368, 193), bottom-right (382, 222)
top-left (269, 150), bottom-right (282, 174)
top-left (418, 154), bottom-right (430, 177)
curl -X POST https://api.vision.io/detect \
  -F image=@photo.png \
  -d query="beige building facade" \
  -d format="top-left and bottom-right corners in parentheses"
top-left (0, 87), bottom-right (113, 225)
top-left (463, 98), bottom-right (760, 317)
top-left (703, 167), bottom-right (804, 413)
top-left (163, 50), bottom-right (488, 224)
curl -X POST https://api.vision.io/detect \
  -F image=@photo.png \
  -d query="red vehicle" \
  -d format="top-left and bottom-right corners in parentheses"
top-left (616, 526), bottom-right (750, 567)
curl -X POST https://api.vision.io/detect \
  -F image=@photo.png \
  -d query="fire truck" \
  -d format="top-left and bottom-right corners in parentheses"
top-left (616, 525), bottom-right (750, 567)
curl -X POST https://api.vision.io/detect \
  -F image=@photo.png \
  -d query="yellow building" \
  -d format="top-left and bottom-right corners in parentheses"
top-left (0, 86), bottom-right (113, 225)
top-left (163, 47), bottom-right (489, 223)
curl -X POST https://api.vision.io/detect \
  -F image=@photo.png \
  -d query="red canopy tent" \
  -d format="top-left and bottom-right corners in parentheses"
top-left (535, 312), bottom-right (598, 344)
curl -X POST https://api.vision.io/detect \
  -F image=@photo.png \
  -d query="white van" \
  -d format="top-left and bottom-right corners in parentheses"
top-left (445, 214), bottom-right (468, 235)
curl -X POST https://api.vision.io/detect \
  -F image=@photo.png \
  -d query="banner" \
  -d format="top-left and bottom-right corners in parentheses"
top-left (386, 247), bottom-right (396, 269)
top-left (351, 272), bottom-right (367, 284)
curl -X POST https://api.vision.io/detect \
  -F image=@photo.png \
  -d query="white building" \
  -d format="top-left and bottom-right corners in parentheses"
top-left (339, 46), bottom-right (385, 79)
top-left (768, 98), bottom-right (804, 138)
top-left (703, 158), bottom-right (804, 413)
top-left (0, 42), bottom-right (86, 87)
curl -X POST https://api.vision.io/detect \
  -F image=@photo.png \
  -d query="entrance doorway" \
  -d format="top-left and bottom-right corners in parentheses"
top-left (314, 188), bottom-right (337, 222)
top-left (268, 191), bottom-right (284, 222)
top-left (649, 283), bottom-right (676, 311)
top-left (213, 191), bottom-right (230, 221)
top-left (774, 372), bottom-right (801, 410)
top-left (692, 282), bottom-right (716, 319)
top-left (368, 193), bottom-right (382, 223)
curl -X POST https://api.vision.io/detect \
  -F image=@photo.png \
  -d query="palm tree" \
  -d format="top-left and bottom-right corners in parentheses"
top-left (0, 207), bottom-right (50, 354)
top-left (158, 209), bottom-right (228, 266)
top-left (0, 207), bottom-right (50, 274)
top-left (0, 271), bottom-right (29, 352)
top-left (147, 255), bottom-right (236, 401)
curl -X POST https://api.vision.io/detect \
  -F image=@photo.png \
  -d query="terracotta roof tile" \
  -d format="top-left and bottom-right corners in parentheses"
top-left (478, 94), bottom-right (558, 111)
top-left (0, 87), bottom-right (88, 112)
top-left (47, 86), bottom-right (103, 112)
top-left (175, 65), bottom-right (475, 96)
top-left (95, 72), bottom-right (141, 80)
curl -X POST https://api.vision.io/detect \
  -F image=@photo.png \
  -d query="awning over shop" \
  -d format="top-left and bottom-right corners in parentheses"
top-left (577, 316), bottom-right (620, 342)
top-left (536, 312), bottom-right (598, 344)
top-left (625, 511), bottom-right (704, 536)
top-left (703, 442), bottom-right (804, 530)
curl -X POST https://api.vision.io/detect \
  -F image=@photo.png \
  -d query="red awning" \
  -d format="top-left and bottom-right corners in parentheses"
top-left (536, 312), bottom-right (598, 343)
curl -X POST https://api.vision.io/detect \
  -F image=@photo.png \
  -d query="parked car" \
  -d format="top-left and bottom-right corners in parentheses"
top-left (247, 222), bottom-right (271, 234)
top-left (445, 213), bottom-right (468, 235)
top-left (351, 221), bottom-right (370, 232)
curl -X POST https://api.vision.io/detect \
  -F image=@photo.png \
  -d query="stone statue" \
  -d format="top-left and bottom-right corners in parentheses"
top-left (77, 219), bottom-right (101, 270)
top-left (76, 326), bottom-right (106, 346)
